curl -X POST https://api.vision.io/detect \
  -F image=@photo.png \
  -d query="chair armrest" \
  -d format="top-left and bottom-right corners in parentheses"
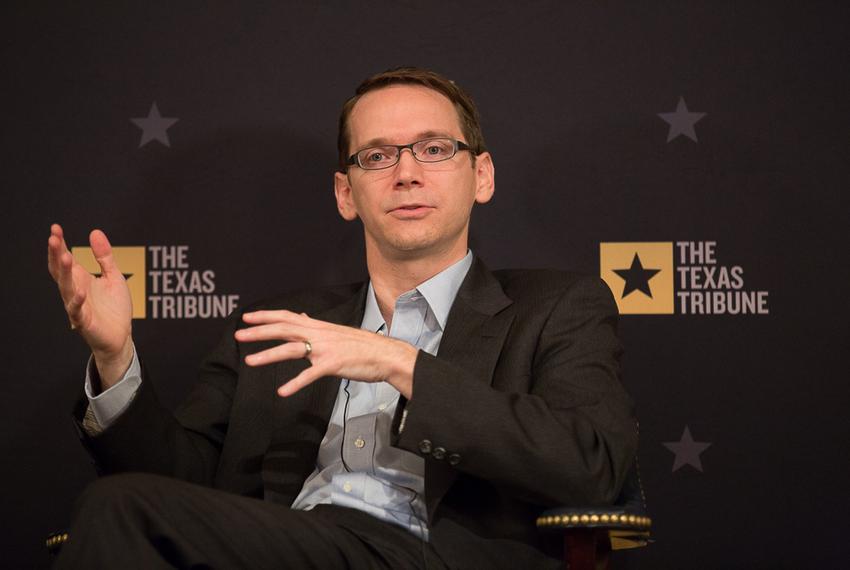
top-left (536, 507), bottom-right (652, 550)
top-left (46, 530), bottom-right (68, 556)
top-left (536, 508), bottom-right (652, 569)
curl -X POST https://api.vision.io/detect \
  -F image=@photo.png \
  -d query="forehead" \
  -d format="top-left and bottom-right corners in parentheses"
top-left (348, 84), bottom-right (464, 148)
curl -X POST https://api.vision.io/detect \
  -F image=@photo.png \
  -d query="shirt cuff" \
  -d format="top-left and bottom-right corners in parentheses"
top-left (84, 345), bottom-right (142, 429)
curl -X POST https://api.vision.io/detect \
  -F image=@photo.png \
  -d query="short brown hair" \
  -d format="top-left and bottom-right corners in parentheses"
top-left (337, 67), bottom-right (487, 171)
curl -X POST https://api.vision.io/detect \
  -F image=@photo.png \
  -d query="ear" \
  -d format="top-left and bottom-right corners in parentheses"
top-left (472, 152), bottom-right (495, 204)
top-left (334, 171), bottom-right (359, 221)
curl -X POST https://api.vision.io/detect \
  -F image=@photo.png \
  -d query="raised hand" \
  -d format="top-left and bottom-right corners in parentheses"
top-left (47, 224), bottom-right (134, 388)
top-left (234, 310), bottom-right (418, 399)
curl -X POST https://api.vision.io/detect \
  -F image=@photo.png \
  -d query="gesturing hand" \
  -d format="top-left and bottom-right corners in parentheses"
top-left (234, 310), bottom-right (418, 399)
top-left (47, 224), bottom-right (134, 388)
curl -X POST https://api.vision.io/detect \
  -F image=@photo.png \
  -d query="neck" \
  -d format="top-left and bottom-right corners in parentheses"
top-left (366, 239), bottom-right (468, 328)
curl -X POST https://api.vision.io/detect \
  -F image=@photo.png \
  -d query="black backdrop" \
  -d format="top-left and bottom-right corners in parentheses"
top-left (3, 2), bottom-right (848, 568)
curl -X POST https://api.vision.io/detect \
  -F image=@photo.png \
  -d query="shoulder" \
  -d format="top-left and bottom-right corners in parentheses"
top-left (491, 268), bottom-right (616, 309)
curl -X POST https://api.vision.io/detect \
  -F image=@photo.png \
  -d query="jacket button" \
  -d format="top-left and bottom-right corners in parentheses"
top-left (448, 453), bottom-right (461, 466)
top-left (432, 446), bottom-right (446, 460)
top-left (418, 439), bottom-right (432, 454)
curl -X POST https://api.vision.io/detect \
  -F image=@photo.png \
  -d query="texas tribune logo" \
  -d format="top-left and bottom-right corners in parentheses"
top-left (72, 245), bottom-right (239, 320)
top-left (600, 241), bottom-right (769, 316)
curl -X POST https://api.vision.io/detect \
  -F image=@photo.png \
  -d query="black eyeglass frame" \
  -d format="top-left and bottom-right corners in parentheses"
top-left (345, 137), bottom-right (472, 170)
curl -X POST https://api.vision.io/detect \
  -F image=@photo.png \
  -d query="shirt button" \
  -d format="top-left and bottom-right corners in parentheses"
top-left (378, 403), bottom-right (387, 411)
top-left (432, 446), bottom-right (446, 460)
top-left (354, 437), bottom-right (366, 449)
top-left (343, 482), bottom-right (352, 493)
top-left (418, 439), bottom-right (433, 454)
top-left (377, 330), bottom-right (386, 336)
top-left (448, 453), bottom-right (462, 466)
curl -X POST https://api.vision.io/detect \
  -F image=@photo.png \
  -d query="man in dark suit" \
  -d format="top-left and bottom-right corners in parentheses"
top-left (47, 67), bottom-right (636, 569)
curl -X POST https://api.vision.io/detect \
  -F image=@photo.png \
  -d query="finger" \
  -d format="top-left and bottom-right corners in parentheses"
top-left (51, 223), bottom-right (66, 248)
top-left (48, 226), bottom-right (87, 314)
top-left (53, 223), bottom-right (71, 255)
top-left (55, 249), bottom-right (78, 301)
top-left (242, 310), bottom-right (310, 325)
top-left (244, 341), bottom-right (310, 367)
top-left (278, 365), bottom-right (328, 397)
top-left (235, 322), bottom-right (304, 343)
top-left (89, 229), bottom-right (121, 279)
top-left (47, 236), bottom-right (61, 279)
top-left (47, 224), bottom-right (70, 279)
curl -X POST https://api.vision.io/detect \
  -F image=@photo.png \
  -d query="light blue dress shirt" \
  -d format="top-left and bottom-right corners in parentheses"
top-left (290, 251), bottom-right (473, 540)
top-left (85, 251), bottom-right (474, 541)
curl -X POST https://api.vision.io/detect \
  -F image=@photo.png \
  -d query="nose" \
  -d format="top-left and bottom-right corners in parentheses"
top-left (394, 148), bottom-right (423, 189)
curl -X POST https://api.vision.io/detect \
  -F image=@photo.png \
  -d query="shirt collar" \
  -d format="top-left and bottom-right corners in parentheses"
top-left (361, 285), bottom-right (385, 333)
top-left (361, 250), bottom-right (474, 332)
top-left (417, 250), bottom-right (473, 329)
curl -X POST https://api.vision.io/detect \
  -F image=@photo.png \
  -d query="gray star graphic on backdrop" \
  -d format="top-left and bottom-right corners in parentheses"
top-left (658, 97), bottom-right (706, 142)
top-left (662, 425), bottom-right (712, 472)
top-left (130, 102), bottom-right (179, 147)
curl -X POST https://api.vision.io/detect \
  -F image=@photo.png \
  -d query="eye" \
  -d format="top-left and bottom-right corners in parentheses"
top-left (358, 146), bottom-right (397, 167)
top-left (415, 138), bottom-right (456, 160)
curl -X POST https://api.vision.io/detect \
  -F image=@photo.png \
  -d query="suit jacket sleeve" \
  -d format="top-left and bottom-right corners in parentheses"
top-left (71, 310), bottom-right (243, 485)
top-left (394, 275), bottom-right (637, 507)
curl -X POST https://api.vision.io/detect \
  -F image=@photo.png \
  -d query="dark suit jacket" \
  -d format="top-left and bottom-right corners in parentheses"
top-left (73, 258), bottom-right (637, 569)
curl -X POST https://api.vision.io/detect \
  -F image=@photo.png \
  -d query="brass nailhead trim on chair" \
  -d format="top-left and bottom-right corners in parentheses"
top-left (46, 533), bottom-right (69, 550)
top-left (536, 513), bottom-right (653, 529)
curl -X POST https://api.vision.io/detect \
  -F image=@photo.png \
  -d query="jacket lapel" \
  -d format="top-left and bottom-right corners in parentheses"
top-left (422, 257), bottom-right (515, 519)
top-left (435, 257), bottom-right (514, 384)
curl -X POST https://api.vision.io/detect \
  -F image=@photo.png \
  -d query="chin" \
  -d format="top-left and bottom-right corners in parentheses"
top-left (382, 231), bottom-right (443, 254)
top-left (389, 237), bottom-right (438, 252)
top-left (368, 223), bottom-right (464, 258)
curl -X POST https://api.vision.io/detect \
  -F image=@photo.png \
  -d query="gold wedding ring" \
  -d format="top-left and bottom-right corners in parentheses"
top-left (303, 340), bottom-right (312, 358)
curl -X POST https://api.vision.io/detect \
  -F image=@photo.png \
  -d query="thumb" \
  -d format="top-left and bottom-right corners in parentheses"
top-left (89, 229), bottom-right (121, 278)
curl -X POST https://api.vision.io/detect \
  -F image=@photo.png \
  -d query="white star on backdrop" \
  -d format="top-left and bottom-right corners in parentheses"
top-left (663, 425), bottom-right (712, 472)
top-left (658, 97), bottom-right (706, 142)
top-left (130, 102), bottom-right (179, 148)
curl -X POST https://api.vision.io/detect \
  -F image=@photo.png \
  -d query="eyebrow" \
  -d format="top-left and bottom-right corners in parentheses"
top-left (358, 130), bottom-right (455, 150)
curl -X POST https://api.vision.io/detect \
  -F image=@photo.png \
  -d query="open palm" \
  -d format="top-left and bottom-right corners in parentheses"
top-left (48, 224), bottom-right (133, 376)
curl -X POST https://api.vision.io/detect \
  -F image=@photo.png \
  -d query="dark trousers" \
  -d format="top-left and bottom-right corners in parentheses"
top-left (54, 473), bottom-right (449, 569)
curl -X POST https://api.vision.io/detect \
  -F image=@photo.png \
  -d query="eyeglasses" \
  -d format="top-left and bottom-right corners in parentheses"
top-left (346, 137), bottom-right (472, 170)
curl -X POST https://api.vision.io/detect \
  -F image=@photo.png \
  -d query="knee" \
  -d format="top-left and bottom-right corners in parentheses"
top-left (74, 473), bottom-right (168, 519)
